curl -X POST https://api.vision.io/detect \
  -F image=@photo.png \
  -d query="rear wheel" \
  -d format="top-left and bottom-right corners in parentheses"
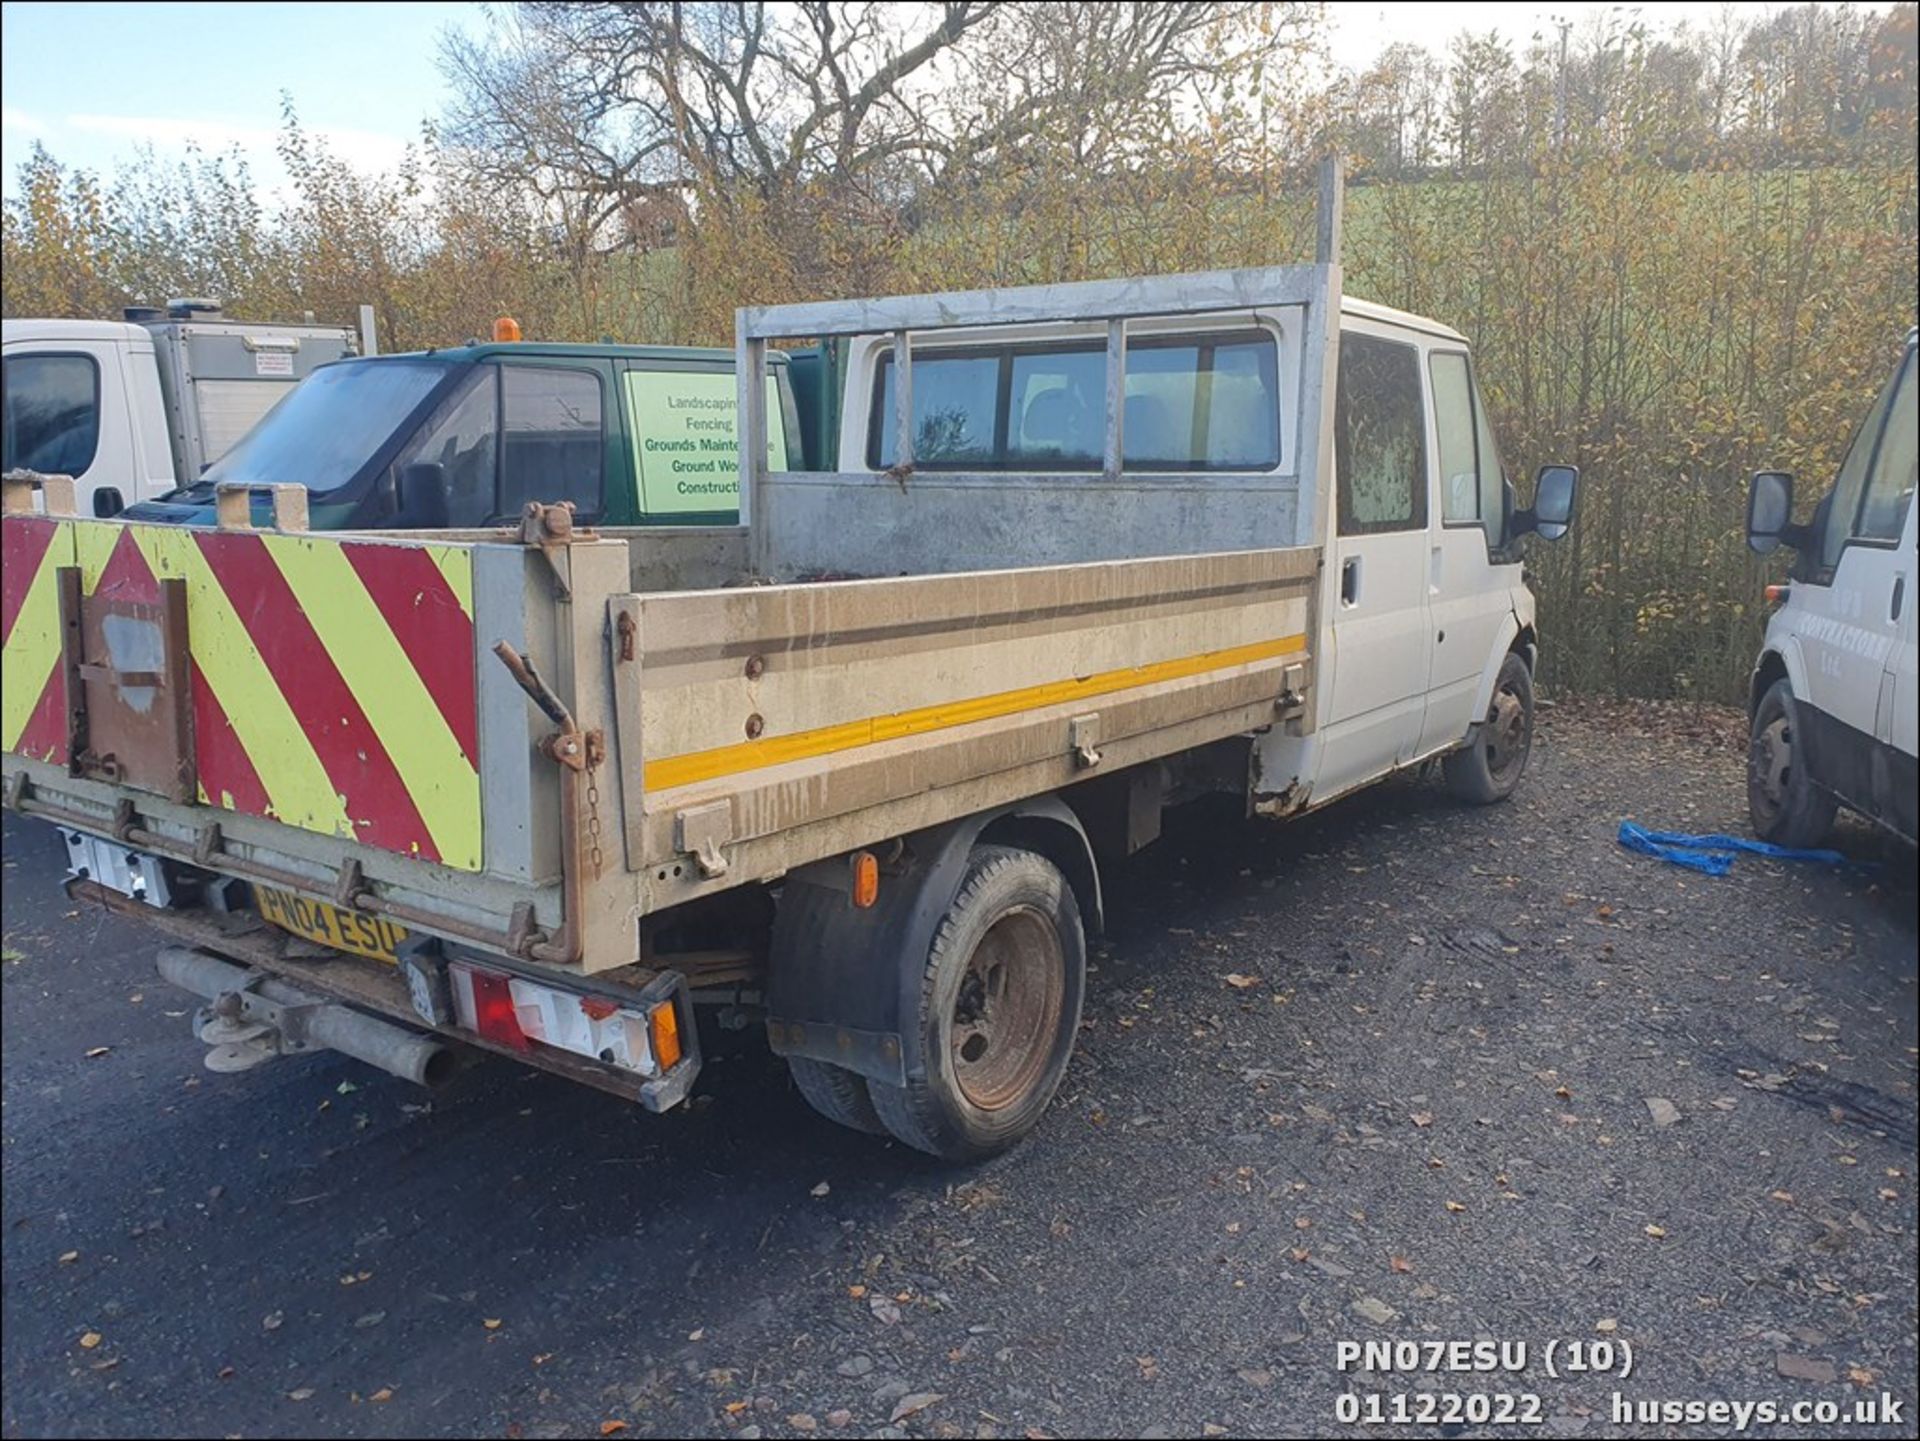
top-left (788, 1056), bottom-right (887, 1135)
top-left (868, 845), bottom-right (1085, 1162)
top-left (1748, 679), bottom-right (1837, 847)
top-left (1444, 652), bottom-right (1534, 804)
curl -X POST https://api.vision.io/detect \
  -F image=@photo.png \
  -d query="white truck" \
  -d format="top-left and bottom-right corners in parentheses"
top-left (1, 164), bottom-right (1579, 1161)
top-left (1745, 329), bottom-right (1918, 847)
top-left (1, 302), bottom-right (358, 518)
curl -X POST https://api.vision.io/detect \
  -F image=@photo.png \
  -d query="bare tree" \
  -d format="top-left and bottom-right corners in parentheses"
top-left (440, 2), bottom-right (1314, 247)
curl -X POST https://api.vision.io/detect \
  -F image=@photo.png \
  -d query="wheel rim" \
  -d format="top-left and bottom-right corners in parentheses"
top-left (1750, 713), bottom-right (1792, 822)
top-left (949, 905), bottom-right (1065, 1112)
top-left (1484, 681), bottom-right (1530, 781)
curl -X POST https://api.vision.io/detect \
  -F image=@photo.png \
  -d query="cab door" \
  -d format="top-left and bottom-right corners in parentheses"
top-left (1860, 351), bottom-right (1916, 835)
top-left (1417, 349), bottom-right (1517, 756)
top-left (1, 338), bottom-right (142, 515)
top-left (1315, 324), bottom-right (1433, 800)
top-left (1793, 348), bottom-right (1913, 767)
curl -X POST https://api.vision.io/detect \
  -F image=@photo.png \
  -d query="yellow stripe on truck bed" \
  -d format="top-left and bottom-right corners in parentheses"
top-left (644, 632), bottom-right (1308, 791)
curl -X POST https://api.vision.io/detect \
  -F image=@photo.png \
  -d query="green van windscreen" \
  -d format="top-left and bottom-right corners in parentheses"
top-left (626, 370), bottom-right (787, 518)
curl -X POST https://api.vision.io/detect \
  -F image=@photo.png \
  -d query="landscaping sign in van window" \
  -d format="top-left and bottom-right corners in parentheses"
top-left (626, 370), bottom-right (787, 519)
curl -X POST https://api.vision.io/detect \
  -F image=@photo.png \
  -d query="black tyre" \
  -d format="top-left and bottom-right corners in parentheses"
top-left (1444, 652), bottom-right (1534, 804)
top-left (868, 845), bottom-right (1085, 1162)
top-left (788, 1056), bottom-right (888, 1135)
top-left (1748, 678), bottom-right (1837, 848)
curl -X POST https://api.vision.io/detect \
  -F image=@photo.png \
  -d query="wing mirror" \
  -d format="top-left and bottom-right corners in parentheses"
top-left (395, 460), bottom-right (450, 529)
top-left (1746, 470), bottom-right (1807, 554)
top-left (1512, 464), bottom-right (1578, 542)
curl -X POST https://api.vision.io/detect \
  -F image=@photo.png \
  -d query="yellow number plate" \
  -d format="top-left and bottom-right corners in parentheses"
top-left (255, 885), bottom-right (407, 964)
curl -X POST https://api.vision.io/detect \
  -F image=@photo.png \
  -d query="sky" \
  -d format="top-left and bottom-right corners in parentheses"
top-left (0, 0), bottom-right (472, 195)
top-left (0, 1), bottom-right (1779, 198)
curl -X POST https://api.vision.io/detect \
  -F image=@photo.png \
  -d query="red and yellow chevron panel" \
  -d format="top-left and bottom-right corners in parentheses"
top-left (3, 518), bottom-right (482, 872)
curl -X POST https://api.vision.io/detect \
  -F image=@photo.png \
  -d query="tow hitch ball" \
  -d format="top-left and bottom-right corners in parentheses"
top-left (196, 988), bottom-right (280, 1073)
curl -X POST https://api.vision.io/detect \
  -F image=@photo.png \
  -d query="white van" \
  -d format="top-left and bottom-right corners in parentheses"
top-left (1746, 329), bottom-right (1918, 847)
top-left (1, 304), bottom-right (357, 517)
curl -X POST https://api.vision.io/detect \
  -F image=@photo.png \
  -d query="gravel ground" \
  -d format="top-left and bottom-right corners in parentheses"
top-left (3, 708), bottom-right (1915, 1440)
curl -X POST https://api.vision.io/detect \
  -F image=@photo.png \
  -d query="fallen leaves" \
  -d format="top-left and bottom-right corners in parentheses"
top-left (58, 1250), bottom-right (79, 1264)
top-left (598, 1422), bottom-right (629, 1436)
top-left (78, 1331), bottom-right (102, 1350)
top-left (1643, 1224), bottom-right (1668, 1239)
top-left (483, 1318), bottom-right (503, 1330)
top-left (83, 1046), bottom-right (111, 1059)
top-left (1443, 1200), bottom-right (1467, 1214)
top-left (1389, 1255), bottom-right (1414, 1274)
top-left (1222, 973), bottom-right (1260, 990)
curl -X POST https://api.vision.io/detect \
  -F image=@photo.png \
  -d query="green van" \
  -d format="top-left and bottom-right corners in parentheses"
top-left (123, 340), bottom-right (804, 530)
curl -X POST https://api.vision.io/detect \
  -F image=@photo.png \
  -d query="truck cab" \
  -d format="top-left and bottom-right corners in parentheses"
top-left (3, 320), bottom-right (174, 515)
top-left (1746, 330), bottom-right (1918, 846)
top-left (829, 298), bottom-right (1576, 813)
top-left (122, 341), bottom-right (804, 532)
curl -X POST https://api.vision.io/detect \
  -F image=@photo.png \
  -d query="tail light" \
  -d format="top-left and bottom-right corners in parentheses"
top-left (456, 965), bottom-right (530, 1051)
top-left (449, 962), bottom-right (688, 1078)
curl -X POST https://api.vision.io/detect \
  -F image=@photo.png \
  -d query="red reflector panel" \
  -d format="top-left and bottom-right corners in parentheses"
top-left (468, 967), bottom-right (530, 1051)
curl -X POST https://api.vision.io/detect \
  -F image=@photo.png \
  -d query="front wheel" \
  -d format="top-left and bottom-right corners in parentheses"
top-left (867, 845), bottom-right (1085, 1162)
top-left (1444, 652), bottom-right (1534, 804)
top-left (1748, 679), bottom-right (1836, 847)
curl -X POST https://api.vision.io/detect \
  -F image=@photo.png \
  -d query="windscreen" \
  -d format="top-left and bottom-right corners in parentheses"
top-left (188, 359), bottom-right (449, 498)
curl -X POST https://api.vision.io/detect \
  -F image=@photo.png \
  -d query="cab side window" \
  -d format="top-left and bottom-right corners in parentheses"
top-left (500, 366), bottom-right (605, 520)
top-left (1819, 357), bottom-right (1904, 572)
top-left (3, 354), bottom-right (100, 478)
top-left (1429, 350), bottom-right (1510, 547)
top-left (1857, 354), bottom-right (1915, 543)
top-left (1336, 333), bottom-right (1427, 535)
top-left (396, 368), bottom-right (498, 525)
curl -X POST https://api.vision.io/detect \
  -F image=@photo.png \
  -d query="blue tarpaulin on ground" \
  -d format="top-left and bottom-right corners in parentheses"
top-left (1616, 820), bottom-right (1859, 877)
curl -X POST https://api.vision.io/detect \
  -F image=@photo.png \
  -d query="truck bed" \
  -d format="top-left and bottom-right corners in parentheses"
top-left (4, 495), bottom-right (1315, 977)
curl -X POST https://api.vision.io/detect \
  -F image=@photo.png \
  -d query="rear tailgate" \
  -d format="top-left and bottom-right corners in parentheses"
top-left (1, 484), bottom-right (623, 968)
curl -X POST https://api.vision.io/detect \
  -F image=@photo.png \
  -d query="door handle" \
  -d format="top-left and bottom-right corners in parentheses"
top-left (1892, 573), bottom-right (1907, 623)
top-left (1430, 544), bottom-right (1443, 593)
top-left (1341, 556), bottom-right (1361, 607)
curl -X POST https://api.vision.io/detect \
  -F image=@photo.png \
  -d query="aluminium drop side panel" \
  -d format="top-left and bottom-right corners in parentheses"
top-left (615, 545), bottom-right (1319, 918)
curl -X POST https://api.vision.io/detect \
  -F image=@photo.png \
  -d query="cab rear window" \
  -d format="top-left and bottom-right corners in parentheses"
top-left (869, 332), bottom-right (1280, 472)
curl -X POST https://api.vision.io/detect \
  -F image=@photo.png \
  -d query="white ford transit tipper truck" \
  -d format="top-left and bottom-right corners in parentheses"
top-left (2, 302), bottom-right (358, 518)
top-left (1745, 329), bottom-right (1918, 847)
top-left (0, 162), bottom-right (1579, 1161)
